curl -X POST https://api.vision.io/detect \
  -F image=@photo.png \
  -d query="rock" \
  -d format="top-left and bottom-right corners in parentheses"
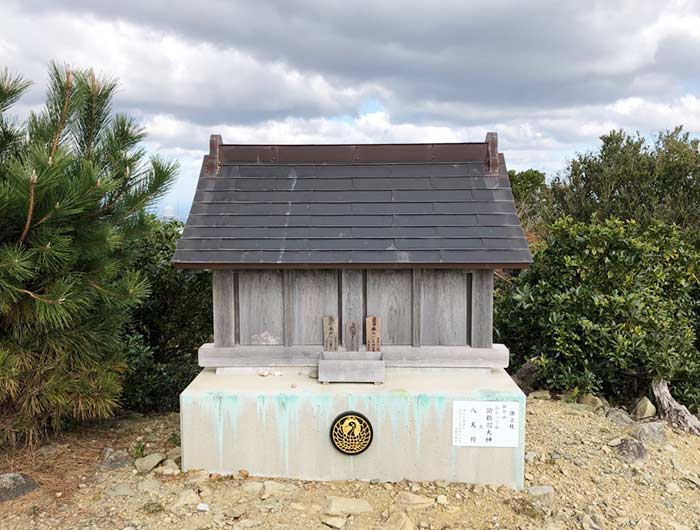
top-left (513, 359), bottom-right (540, 394)
top-left (630, 397), bottom-right (656, 420)
top-left (155, 458), bottom-right (180, 475)
top-left (322, 496), bottom-right (373, 516)
top-left (0, 473), bottom-right (37, 502)
top-left (138, 478), bottom-right (162, 493)
top-left (185, 470), bottom-right (210, 485)
top-left (392, 492), bottom-right (434, 510)
top-left (614, 438), bottom-right (647, 464)
top-left (105, 484), bottom-right (132, 497)
top-left (135, 452), bottom-right (166, 474)
top-left (578, 394), bottom-right (606, 409)
top-left (684, 474), bottom-right (700, 488)
top-left (229, 505), bottom-right (247, 519)
top-left (174, 489), bottom-right (200, 508)
top-left (383, 511), bottom-right (415, 530)
top-left (241, 481), bottom-right (264, 496)
top-left (665, 482), bottom-right (681, 494)
top-left (606, 438), bottom-right (623, 447)
top-left (198, 484), bottom-right (213, 497)
top-left (527, 485), bottom-right (555, 497)
top-left (262, 480), bottom-right (298, 496)
top-left (528, 389), bottom-right (551, 400)
top-left (606, 408), bottom-right (635, 426)
top-left (197, 502), bottom-right (210, 512)
top-left (321, 515), bottom-right (347, 529)
top-left (579, 513), bottom-right (604, 530)
top-left (99, 448), bottom-right (132, 470)
top-left (628, 421), bottom-right (667, 445)
top-left (167, 446), bottom-right (181, 461)
top-left (524, 451), bottom-right (538, 463)
top-left (308, 368), bottom-right (319, 379)
top-left (290, 502), bottom-right (307, 511)
top-left (435, 494), bottom-right (448, 506)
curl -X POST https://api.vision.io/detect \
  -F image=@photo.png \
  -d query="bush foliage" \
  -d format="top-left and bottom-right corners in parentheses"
top-left (121, 216), bottom-right (212, 412)
top-left (497, 218), bottom-right (700, 411)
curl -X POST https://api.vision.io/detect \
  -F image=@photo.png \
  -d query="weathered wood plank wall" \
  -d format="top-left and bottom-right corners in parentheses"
top-left (366, 270), bottom-right (413, 345)
top-left (212, 270), bottom-right (236, 347)
top-left (213, 268), bottom-right (493, 350)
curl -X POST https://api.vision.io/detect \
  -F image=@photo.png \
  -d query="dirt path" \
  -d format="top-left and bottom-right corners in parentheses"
top-left (2, 396), bottom-right (699, 530)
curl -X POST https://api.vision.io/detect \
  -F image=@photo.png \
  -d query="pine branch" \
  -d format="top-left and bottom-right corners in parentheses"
top-left (18, 170), bottom-right (37, 244)
top-left (48, 68), bottom-right (72, 165)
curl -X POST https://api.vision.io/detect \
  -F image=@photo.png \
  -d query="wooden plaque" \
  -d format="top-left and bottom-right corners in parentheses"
top-left (345, 320), bottom-right (360, 352)
top-left (323, 316), bottom-right (339, 352)
top-left (366, 316), bottom-right (381, 352)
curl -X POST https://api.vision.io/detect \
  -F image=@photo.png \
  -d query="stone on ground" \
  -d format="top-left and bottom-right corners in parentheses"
top-left (155, 458), bottom-right (180, 475)
top-left (322, 495), bottom-right (373, 516)
top-left (262, 480), bottom-right (298, 496)
top-left (630, 397), bottom-right (656, 420)
top-left (134, 452), bottom-right (166, 473)
top-left (241, 481), bottom-right (264, 496)
top-left (435, 494), bottom-right (448, 506)
top-left (166, 446), bottom-right (181, 461)
top-left (527, 485), bottom-right (555, 497)
top-left (383, 511), bottom-right (415, 530)
top-left (392, 491), bottom-right (434, 510)
top-left (99, 448), bottom-right (132, 470)
top-left (173, 489), bottom-right (200, 507)
top-left (606, 408), bottom-right (635, 426)
top-left (138, 478), bottom-right (162, 493)
top-left (0, 473), bottom-right (37, 502)
top-left (628, 421), bottom-right (667, 444)
top-left (614, 438), bottom-right (647, 464)
top-left (578, 394), bottom-right (606, 409)
top-left (321, 515), bottom-right (347, 529)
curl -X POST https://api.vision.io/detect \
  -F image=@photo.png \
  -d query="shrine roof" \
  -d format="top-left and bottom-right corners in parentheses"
top-left (172, 133), bottom-right (532, 269)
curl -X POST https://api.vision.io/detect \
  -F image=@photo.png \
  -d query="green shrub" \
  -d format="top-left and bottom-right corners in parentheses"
top-left (496, 217), bottom-right (700, 410)
top-left (120, 216), bottom-right (212, 412)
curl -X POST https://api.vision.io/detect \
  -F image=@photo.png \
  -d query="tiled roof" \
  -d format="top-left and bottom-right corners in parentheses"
top-left (172, 134), bottom-right (532, 269)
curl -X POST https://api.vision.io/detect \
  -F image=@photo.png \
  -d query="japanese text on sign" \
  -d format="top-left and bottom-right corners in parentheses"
top-left (452, 401), bottom-right (520, 447)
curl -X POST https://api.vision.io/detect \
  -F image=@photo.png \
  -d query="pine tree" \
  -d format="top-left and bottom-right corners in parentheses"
top-left (0, 64), bottom-right (178, 447)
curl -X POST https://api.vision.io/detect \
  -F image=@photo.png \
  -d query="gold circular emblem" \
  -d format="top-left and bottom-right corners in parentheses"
top-left (330, 411), bottom-right (373, 455)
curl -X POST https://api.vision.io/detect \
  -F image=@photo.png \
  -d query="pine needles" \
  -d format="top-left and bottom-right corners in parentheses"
top-left (0, 64), bottom-right (177, 447)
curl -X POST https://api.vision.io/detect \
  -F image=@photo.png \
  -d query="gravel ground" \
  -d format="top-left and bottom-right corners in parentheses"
top-left (1, 394), bottom-right (700, 530)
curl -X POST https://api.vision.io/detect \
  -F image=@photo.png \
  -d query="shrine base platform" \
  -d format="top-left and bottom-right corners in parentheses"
top-left (180, 367), bottom-right (525, 488)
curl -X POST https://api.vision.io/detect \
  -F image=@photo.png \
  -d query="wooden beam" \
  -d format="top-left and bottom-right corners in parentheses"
top-left (212, 270), bottom-right (235, 347)
top-left (470, 269), bottom-right (494, 348)
top-left (199, 343), bottom-right (509, 368)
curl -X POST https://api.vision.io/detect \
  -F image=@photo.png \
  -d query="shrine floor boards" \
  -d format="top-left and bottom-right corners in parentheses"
top-left (180, 367), bottom-right (525, 488)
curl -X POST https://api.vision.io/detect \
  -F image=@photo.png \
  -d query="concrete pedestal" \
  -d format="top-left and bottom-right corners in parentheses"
top-left (180, 368), bottom-right (525, 488)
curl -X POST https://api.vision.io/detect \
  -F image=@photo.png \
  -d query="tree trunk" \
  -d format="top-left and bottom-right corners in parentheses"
top-left (651, 380), bottom-right (700, 435)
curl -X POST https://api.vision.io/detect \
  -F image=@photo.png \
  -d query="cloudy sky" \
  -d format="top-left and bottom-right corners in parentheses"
top-left (2, 0), bottom-right (700, 217)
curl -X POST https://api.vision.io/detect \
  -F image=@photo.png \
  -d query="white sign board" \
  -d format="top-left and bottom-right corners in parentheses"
top-left (452, 401), bottom-right (520, 447)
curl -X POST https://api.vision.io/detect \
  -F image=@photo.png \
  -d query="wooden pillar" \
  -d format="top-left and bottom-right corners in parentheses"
top-left (212, 270), bottom-right (236, 347)
top-left (470, 269), bottom-right (493, 348)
